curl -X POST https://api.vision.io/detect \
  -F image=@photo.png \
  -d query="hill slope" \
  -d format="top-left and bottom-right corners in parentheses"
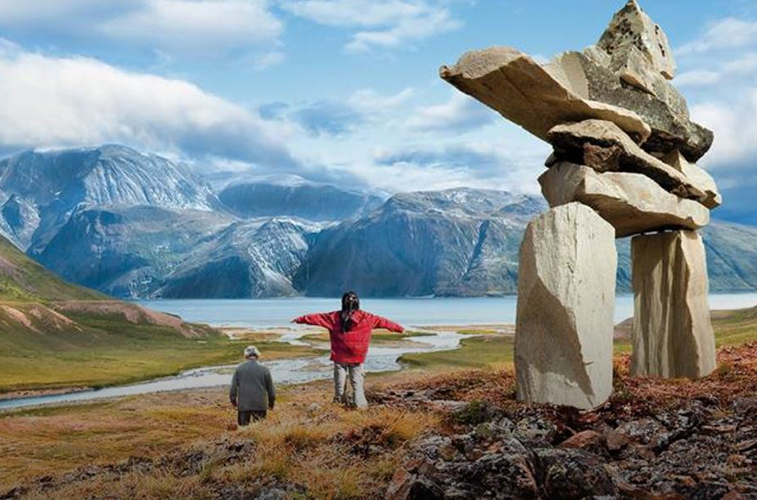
top-left (0, 233), bottom-right (227, 394)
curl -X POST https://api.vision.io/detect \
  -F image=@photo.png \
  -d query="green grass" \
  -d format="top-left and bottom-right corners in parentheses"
top-left (0, 310), bottom-right (319, 394)
top-left (0, 236), bottom-right (104, 302)
top-left (712, 306), bottom-right (757, 346)
top-left (398, 306), bottom-right (757, 374)
top-left (399, 335), bottom-right (514, 371)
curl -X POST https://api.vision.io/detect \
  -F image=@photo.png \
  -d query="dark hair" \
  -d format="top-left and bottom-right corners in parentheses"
top-left (340, 291), bottom-right (360, 332)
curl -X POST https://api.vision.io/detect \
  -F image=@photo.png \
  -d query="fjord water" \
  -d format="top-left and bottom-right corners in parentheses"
top-left (137, 293), bottom-right (757, 327)
top-left (2, 294), bottom-right (755, 410)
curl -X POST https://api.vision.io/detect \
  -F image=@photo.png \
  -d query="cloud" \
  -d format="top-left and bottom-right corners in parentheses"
top-left (294, 101), bottom-right (363, 136)
top-left (371, 140), bottom-right (548, 193)
top-left (101, 0), bottom-right (282, 55)
top-left (288, 88), bottom-right (416, 136)
top-left (691, 90), bottom-right (757, 170)
top-left (281, 0), bottom-right (462, 53)
top-left (677, 18), bottom-right (757, 56)
top-left (0, 0), bottom-right (283, 56)
top-left (251, 51), bottom-right (286, 70)
top-left (0, 44), bottom-right (298, 168)
top-left (347, 87), bottom-right (415, 113)
top-left (405, 93), bottom-right (494, 133)
top-left (677, 52), bottom-right (757, 88)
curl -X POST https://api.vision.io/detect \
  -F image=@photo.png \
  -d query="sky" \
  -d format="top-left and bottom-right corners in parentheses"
top-left (0, 0), bottom-right (756, 223)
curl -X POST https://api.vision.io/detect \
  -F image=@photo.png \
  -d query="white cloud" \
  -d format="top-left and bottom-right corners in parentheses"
top-left (251, 51), bottom-right (286, 70)
top-left (677, 52), bottom-right (757, 88)
top-left (0, 46), bottom-right (297, 167)
top-left (101, 0), bottom-right (282, 54)
top-left (677, 18), bottom-right (757, 55)
top-left (692, 90), bottom-right (757, 170)
top-left (405, 93), bottom-right (494, 133)
top-left (0, 0), bottom-right (283, 56)
top-left (282, 0), bottom-right (461, 53)
top-left (346, 87), bottom-right (415, 113)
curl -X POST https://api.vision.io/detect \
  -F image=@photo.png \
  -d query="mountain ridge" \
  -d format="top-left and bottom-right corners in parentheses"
top-left (0, 145), bottom-right (755, 299)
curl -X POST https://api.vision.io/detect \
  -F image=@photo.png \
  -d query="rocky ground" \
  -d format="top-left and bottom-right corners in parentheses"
top-left (386, 343), bottom-right (757, 499)
top-left (2, 342), bottom-right (755, 499)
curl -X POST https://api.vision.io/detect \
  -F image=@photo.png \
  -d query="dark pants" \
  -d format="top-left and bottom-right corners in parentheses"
top-left (237, 410), bottom-right (267, 426)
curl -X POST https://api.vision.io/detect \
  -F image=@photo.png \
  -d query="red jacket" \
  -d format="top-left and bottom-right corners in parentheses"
top-left (293, 310), bottom-right (404, 364)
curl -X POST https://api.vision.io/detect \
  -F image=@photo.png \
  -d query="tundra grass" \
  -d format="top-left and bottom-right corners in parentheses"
top-left (398, 306), bottom-right (757, 372)
top-left (0, 313), bottom-right (320, 394)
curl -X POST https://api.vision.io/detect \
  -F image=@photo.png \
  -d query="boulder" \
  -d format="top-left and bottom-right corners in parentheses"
top-left (661, 149), bottom-right (722, 209)
top-left (597, 0), bottom-right (676, 80)
top-left (439, 47), bottom-right (651, 144)
top-left (516, 203), bottom-right (616, 409)
top-left (539, 162), bottom-right (710, 237)
top-left (546, 50), bottom-right (712, 161)
top-left (631, 230), bottom-right (717, 379)
top-left (547, 119), bottom-right (707, 202)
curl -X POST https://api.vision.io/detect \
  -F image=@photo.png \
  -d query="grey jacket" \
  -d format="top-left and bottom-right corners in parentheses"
top-left (230, 360), bottom-right (276, 412)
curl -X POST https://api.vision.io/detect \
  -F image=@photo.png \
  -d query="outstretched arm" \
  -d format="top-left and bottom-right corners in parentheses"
top-left (371, 314), bottom-right (404, 333)
top-left (292, 312), bottom-right (334, 330)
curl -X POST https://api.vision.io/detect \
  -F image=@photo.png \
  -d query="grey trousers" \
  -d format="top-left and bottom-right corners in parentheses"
top-left (333, 362), bottom-right (367, 408)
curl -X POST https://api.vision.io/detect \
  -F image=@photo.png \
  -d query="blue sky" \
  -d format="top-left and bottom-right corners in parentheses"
top-left (0, 0), bottom-right (756, 222)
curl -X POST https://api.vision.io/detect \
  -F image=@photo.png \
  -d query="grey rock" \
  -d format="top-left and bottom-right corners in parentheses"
top-left (631, 230), bottom-right (717, 379)
top-left (539, 161), bottom-right (710, 237)
top-left (661, 149), bottom-right (722, 209)
top-left (516, 203), bottom-right (616, 409)
top-left (547, 119), bottom-right (707, 201)
top-left (597, 0), bottom-right (676, 80)
top-left (547, 51), bottom-right (712, 161)
top-left (440, 47), bottom-right (651, 144)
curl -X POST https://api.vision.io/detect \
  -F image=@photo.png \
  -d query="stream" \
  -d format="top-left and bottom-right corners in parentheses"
top-left (0, 328), bottom-right (464, 411)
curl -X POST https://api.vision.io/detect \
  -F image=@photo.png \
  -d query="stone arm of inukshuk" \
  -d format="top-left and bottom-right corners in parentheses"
top-left (440, 0), bottom-right (719, 409)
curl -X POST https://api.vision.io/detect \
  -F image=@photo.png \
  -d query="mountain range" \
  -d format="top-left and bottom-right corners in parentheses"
top-left (0, 145), bottom-right (755, 298)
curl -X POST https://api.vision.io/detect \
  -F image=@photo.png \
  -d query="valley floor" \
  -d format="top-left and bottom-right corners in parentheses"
top-left (0, 309), bottom-right (756, 499)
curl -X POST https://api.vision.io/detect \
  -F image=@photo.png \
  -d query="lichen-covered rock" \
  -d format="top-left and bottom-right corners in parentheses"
top-left (539, 162), bottom-right (710, 237)
top-left (439, 47), bottom-right (651, 144)
top-left (546, 50), bottom-right (712, 161)
top-left (515, 203), bottom-right (616, 410)
top-left (597, 0), bottom-right (676, 80)
top-left (631, 230), bottom-right (717, 379)
top-left (547, 119), bottom-right (707, 202)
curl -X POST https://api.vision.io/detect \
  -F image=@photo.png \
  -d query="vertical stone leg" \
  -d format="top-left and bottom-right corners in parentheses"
top-left (631, 230), bottom-right (716, 379)
top-left (515, 202), bottom-right (616, 410)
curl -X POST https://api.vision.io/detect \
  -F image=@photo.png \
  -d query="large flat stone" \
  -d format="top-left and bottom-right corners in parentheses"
top-left (661, 149), bottom-right (722, 209)
top-left (440, 47), bottom-right (651, 144)
top-left (546, 51), bottom-right (712, 162)
top-left (631, 230), bottom-right (717, 379)
top-left (547, 119), bottom-right (708, 202)
top-left (598, 0), bottom-right (676, 80)
top-left (516, 203), bottom-right (616, 409)
top-left (539, 162), bottom-right (710, 237)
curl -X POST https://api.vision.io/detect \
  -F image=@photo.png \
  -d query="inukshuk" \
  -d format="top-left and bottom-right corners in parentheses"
top-left (441, 0), bottom-right (720, 409)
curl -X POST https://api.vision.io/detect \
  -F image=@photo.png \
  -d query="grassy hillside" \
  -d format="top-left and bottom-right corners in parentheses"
top-left (0, 234), bottom-right (315, 393)
top-left (0, 235), bottom-right (104, 302)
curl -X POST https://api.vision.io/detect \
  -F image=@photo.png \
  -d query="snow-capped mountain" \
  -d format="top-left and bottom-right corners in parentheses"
top-left (294, 189), bottom-right (547, 297)
top-left (1, 144), bottom-right (756, 299)
top-left (0, 145), bottom-right (216, 251)
top-left (218, 176), bottom-right (383, 222)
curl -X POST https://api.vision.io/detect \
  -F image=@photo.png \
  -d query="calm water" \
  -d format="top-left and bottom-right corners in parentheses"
top-left (2, 294), bottom-right (755, 411)
top-left (136, 293), bottom-right (757, 328)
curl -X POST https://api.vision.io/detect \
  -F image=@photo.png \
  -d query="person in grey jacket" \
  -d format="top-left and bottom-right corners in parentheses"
top-left (230, 345), bottom-right (275, 426)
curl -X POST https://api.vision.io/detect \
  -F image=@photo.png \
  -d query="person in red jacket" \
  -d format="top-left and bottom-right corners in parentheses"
top-left (292, 291), bottom-right (404, 408)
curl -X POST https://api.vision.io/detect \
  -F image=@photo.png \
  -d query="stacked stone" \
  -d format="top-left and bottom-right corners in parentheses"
top-left (440, 0), bottom-right (720, 409)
